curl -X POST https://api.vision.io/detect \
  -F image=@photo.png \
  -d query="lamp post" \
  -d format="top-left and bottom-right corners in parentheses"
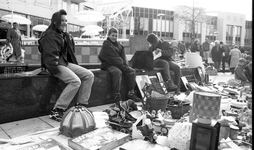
top-left (157, 13), bottom-right (165, 39)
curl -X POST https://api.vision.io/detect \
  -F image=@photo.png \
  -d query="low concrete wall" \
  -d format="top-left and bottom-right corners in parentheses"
top-left (0, 67), bottom-right (161, 124)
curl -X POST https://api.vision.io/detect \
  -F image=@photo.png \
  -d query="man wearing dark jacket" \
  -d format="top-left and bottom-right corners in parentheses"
top-left (39, 9), bottom-right (94, 121)
top-left (146, 33), bottom-right (181, 94)
top-left (211, 41), bottom-right (224, 71)
top-left (220, 42), bottom-right (230, 73)
top-left (98, 27), bottom-right (141, 102)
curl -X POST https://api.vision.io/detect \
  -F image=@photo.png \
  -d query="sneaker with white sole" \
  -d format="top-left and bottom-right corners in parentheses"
top-left (49, 108), bottom-right (64, 122)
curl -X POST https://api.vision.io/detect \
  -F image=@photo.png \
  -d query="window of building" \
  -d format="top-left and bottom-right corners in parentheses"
top-left (149, 18), bottom-right (153, 31)
top-left (71, 2), bottom-right (79, 15)
top-left (143, 18), bottom-right (148, 30)
top-left (38, 18), bottom-right (43, 24)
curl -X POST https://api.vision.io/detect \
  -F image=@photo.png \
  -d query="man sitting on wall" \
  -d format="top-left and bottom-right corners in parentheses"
top-left (146, 33), bottom-right (181, 94)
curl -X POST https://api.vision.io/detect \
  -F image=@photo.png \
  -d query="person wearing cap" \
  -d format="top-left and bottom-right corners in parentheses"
top-left (146, 33), bottom-right (181, 94)
top-left (229, 45), bottom-right (242, 74)
top-left (234, 58), bottom-right (248, 83)
top-left (6, 22), bottom-right (22, 61)
top-left (211, 40), bottom-right (224, 71)
top-left (39, 9), bottom-right (94, 121)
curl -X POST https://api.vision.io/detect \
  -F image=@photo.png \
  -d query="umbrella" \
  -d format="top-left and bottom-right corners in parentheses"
top-left (82, 30), bottom-right (100, 36)
top-left (81, 25), bottom-right (103, 32)
top-left (75, 10), bottom-right (105, 22)
top-left (32, 25), bottom-right (48, 32)
top-left (1, 14), bottom-right (31, 25)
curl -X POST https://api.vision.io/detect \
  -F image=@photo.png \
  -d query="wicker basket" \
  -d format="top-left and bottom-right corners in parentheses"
top-left (167, 101), bottom-right (191, 119)
top-left (146, 97), bottom-right (169, 111)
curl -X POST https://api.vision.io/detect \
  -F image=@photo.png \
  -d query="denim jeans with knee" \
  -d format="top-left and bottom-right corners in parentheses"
top-left (107, 66), bottom-right (136, 94)
top-left (53, 63), bottom-right (94, 110)
top-left (167, 61), bottom-right (181, 86)
top-left (154, 59), bottom-right (181, 86)
top-left (154, 59), bottom-right (171, 81)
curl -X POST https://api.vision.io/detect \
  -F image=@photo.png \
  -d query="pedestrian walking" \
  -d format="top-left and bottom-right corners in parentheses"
top-left (229, 45), bottom-right (242, 74)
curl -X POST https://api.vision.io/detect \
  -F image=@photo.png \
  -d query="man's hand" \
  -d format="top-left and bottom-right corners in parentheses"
top-left (154, 48), bottom-right (162, 54)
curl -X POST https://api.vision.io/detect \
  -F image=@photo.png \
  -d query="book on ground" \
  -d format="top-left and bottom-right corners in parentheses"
top-left (15, 138), bottom-right (70, 150)
top-left (68, 127), bottom-right (130, 150)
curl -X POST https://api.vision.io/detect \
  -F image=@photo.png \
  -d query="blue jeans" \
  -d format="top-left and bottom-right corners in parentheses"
top-left (154, 59), bottom-right (181, 85)
top-left (106, 66), bottom-right (136, 94)
top-left (53, 63), bottom-right (94, 110)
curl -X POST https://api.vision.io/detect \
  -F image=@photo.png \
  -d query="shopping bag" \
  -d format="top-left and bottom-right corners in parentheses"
top-left (167, 122), bottom-right (192, 150)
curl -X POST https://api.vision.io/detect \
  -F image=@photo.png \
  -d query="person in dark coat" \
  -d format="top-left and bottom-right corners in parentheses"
top-left (211, 41), bottom-right (224, 71)
top-left (39, 9), bottom-right (94, 121)
top-left (220, 41), bottom-right (230, 73)
top-left (146, 33), bottom-right (181, 94)
top-left (98, 27), bottom-right (141, 102)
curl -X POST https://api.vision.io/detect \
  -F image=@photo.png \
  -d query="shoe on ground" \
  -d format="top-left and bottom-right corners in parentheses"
top-left (127, 92), bottom-right (142, 102)
top-left (166, 79), bottom-right (178, 91)
top-left (49, 108), bottom-right (64, 122)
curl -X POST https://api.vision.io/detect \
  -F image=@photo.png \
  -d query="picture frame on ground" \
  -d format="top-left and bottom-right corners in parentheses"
top-left (156, 72), bottom-right (168, 94)
top-left (149, 75), bottom-right (166, 95)
top-left (135, 75), bottom-right (152, 98)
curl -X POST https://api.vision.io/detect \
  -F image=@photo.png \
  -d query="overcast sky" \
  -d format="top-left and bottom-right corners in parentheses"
top-left (102, 0), bottom-right (252, 20)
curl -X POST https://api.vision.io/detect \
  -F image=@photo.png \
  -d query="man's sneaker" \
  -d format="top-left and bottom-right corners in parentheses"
top-left (127, 92), bottom-right (142, 102)
top-left (49, 108), bottom-right (64, 122)
top-left (166, 79), bottom-right (178, 91)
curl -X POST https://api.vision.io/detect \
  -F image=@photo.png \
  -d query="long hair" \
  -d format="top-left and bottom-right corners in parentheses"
top-left (48, 9), bottom-right (67, 31)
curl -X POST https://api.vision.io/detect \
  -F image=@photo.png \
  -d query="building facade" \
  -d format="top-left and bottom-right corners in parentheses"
top-left (0, 0), bottom-right (252, 47)
top-left (0, 0), bottom-right (95, 38)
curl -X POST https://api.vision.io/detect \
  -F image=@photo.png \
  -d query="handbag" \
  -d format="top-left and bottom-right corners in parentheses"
top-left (131, 51), bottom-right (154, 70)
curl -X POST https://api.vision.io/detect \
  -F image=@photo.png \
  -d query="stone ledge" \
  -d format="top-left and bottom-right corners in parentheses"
top-left (0, 68), bottom-right (161, 124)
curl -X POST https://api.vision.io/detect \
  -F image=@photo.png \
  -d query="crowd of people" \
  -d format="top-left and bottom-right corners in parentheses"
top-left (172, 38), bottom-right (252, 84)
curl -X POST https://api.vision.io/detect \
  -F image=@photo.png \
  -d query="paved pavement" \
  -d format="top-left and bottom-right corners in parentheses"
top-left (0, 72), bottom-right (234, 140)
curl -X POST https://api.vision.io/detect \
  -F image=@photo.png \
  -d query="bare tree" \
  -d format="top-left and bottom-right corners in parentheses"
top-left (174, 4), bottom-right (207, 43)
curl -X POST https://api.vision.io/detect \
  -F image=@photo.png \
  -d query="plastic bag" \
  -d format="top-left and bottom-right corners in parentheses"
top-left (167, 122), bottom-right (192, 150)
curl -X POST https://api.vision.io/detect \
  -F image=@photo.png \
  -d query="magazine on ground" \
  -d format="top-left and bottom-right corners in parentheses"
top-left (14, 138), bottom-right (70, 150)
top-left (68, 127), bottom-right (131, 150)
